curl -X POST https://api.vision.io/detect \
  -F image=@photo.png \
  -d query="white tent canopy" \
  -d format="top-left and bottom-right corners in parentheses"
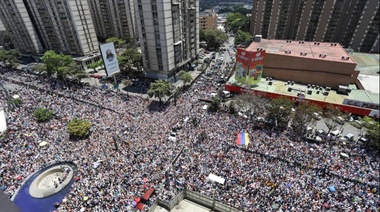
top-left (207, 173), bottom-right (225, 185)
top-left (0, 108), bottom-right (7, 134)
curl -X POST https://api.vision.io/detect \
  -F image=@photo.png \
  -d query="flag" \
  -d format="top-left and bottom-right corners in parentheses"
top-left (236, 132), bottom-right (250, 146)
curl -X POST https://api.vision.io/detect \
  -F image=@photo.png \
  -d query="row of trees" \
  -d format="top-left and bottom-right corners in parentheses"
top-left (208, 92), bottom-right (379, 150)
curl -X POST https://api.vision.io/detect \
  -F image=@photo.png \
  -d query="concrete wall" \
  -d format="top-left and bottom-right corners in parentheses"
top-left (262, 53), bottom-right (358, 89)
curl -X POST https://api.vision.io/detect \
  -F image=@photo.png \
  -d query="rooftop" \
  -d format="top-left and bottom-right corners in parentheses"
top-left (350, 52), bottom-right (380, 94)
top-left (351, 52), bottom-right (380, 75)
top-left (246, 39), bottom-right (356, 64)
top-left (227, 75), bottom-right (379, 105)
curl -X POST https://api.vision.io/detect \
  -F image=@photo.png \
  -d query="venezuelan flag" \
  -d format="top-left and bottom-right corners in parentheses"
top-left (236, 132), bottom-right (250, 146)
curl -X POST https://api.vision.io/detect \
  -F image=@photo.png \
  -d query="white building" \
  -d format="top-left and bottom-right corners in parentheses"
top-left (134, 0), bottom-right (199, 80)
top-left (88, 0), bottom-right (136, 42)
top-left (0, 0), bottom-right (98, 56)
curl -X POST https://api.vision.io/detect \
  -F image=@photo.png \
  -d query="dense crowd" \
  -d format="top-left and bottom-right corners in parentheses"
top-left (0, 55), bottom-right (379, 212)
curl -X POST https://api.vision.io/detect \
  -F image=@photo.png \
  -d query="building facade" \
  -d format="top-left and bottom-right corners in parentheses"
top-left (199, 11), bottom-right (218, 31)
top-left (245, 39), bottom-right (359, 89)
top-left (0, 0), bottom-right (98, 56)
top-left (88, 0), bottom-right (136, 42)
top-left (250, 0), bottom-right (379, 53)
top-left (134, 0), bottom-right (199, 80)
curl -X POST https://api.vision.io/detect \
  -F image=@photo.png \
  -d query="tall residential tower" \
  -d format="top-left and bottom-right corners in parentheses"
top-left (134, 0), bottom-right (199, 80)
top-left (250, 0), bottom-right (379, 52)
top-left (0, 0), bottom-right (98, 55)
top-left (88, 0), bottom-right (136, 42)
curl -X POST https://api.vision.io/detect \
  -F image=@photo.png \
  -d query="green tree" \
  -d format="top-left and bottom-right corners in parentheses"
top-left (225, 13), bottom-right (250, 33)
top-left (200, 29), bottom-right (206, 42)
top-left (360, 116), bottom-right (380, 151)
top-left (34, 108), bottom-right (54, 122)
top-left (67, 118), bottom-right (92, 139)
top-left (119, 46), bottom-right (142, 76)
top-left (266, 97), bottom-right (293, 130)
top-left (178, 70), bottom-right (193, 86)
top-left (87, 59), bottom-right (103, 71)
top-left (32, 63), bottom-right (47, 74)
top-left (234, 30), bottom-right (253, 46)
top-left (105, 37), bottom-right (126, 48)
top-left (366, 124), bottom-right (380, 151)
top-left (8, 98), bottom-right (23, 107)
top-left (291, 102), bottom-right (320, 137)
top-left (41, 50), bottom-right (74, 78)
top-left (147, 80), bottom-right (172, 103)
top-left (204, 30), bottom-right (228, 50)
top-left (0, 49), bottom-right (20, 69)
top-left (208, 97), bottom-right (221, 112)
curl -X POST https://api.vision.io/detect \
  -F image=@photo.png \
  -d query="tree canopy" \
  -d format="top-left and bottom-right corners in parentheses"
top-left (119, 46), bottom-right (142, 76)
top-left (234, 30), bottom-right (253, 46)
top-left (208, 97), bottom-right (221, 112)
top-left (291, 102), bottom-right (320, 137)
top-left (105, 37), bottom-right (126, 48)
top-left (178, 70), bottom-right (193, 86)
top-left (67, 118), bottom-right (92, 139)
top-left (147, 80), bottom-right (172, 103)
top-left (322, 105), bottom-right (341, 136)
top-left (0, 49), bottom-right (20, 69)
top-left (87, 59), bottom-right (103, 70)
top-left (34, 108), bottom-right (54, 122)
top-left (40, 50), bottom-right (87, 80)
top-left (202, 29), bottom-right (228, 50)
top-left (266, 97), bottom-right (294, 130)
top-left (233, 92), bottom-right (268, 120)
top-left (225, 13), bottom-right (250, 33)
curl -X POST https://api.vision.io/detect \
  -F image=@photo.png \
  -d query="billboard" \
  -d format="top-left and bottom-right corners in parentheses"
top-left (247, 50), bottom-right (265, 86)
top-left (234, 48), bottom-right (250, 84)
top-left (99, 42), bottom-right (120, 76)
top-left (234, 49), bottom-right (266, 86)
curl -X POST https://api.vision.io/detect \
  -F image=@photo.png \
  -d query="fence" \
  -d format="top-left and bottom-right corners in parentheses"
top-left (149, 189), bottom-right (242, 212)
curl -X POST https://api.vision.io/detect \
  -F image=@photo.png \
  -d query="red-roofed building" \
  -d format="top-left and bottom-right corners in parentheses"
top-left (246, 39), bottom-right (359, 89)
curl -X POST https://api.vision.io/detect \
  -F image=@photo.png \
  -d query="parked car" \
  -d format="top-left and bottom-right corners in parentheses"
top-left (335, 116), bottom-right (345, 125)
top-left (313, 112), bottom-right (322, 120)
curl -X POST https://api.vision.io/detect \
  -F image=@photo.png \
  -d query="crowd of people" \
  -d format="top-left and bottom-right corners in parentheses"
top-left (0, 58), bottom-right (379, 212)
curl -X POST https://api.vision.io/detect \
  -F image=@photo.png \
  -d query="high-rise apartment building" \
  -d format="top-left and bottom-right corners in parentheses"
top-left (250, 0), bottom-right (379, 53)
top-left (0, 0), bottom-right (98, 56)
top-left (199, 11), bottom-right (218, 31)
top-left (134, 0), bottom-right (199, 80)
top-left (88, 0), bottom-right (136, 42)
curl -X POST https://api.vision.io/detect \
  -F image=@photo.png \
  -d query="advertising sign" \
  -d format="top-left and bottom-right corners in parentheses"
top-left (234, 49), bottom-right (250, 84)
top-left (342, 99), bottom-right (380, 110)
top-left (99, 42), bottom-right (120, 76)
top-left (247, 50), bottom-right (265, 85)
